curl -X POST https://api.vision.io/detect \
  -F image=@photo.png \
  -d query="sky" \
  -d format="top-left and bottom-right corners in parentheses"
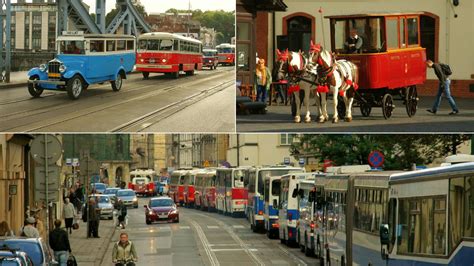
top-left (82, 0), bottom-right (236, 14)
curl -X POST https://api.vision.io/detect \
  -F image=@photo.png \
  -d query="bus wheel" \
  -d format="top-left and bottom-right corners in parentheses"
top-left (142, 72), bottom-right (150, 79)
top-left (28, 76), bottom-right (44, 98)
top-left (186, 70), bottom-right (194, 76)
top-left (66, 75), bottom-right (84, 100)
top-left (111, 73), bottom-right (123, 91)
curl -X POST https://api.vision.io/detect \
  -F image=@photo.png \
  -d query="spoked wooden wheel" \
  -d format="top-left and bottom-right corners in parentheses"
top-left (405, 86), bottom-right (418, 117)
top-left (382, 94), bottom-right (394, 119)
top-left (360, 102), bottom-right (372, 117)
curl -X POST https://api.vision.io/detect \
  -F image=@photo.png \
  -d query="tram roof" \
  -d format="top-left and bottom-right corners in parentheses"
top-left (325, 12), bottom-right (425, 19)
top-left (58, 34), bottom-right (135, 39)
top-left (138, 32), bottom-right (202, 44)
top-left (390, 162), bottom-right (474, 183)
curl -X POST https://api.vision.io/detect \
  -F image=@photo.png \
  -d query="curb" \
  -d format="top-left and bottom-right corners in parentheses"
top-left (97, 219), bottom-right (117, 266)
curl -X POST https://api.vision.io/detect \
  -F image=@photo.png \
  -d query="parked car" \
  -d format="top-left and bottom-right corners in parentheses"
top-left (88, 194), bottom-right (114, 220)
top-left (0, 237), bottom-right (54, 266)
top-left (91, 183), bottom-right (107, 194)
top-left (144, 197), bottom-right (179, 224)
top-left (0, 248), bottom-right (34, 266)
top-left (103, 187), bottom-right (120, 207)
top-left (116, 189), bottom-right (138, 208)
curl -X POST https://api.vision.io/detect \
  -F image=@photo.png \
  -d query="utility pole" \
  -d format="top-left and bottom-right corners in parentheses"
top-left (0, 0), bottom-right (12, 83)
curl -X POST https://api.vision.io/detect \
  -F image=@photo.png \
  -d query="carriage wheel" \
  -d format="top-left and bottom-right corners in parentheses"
top-left (337, 95), bottom-right (346, 120)
top-left (405, 86), bottom-right (418, 117)
top-left (360, 102), bottom-right (372, 117)
top-left (382, 94), bottom-right (394, 119)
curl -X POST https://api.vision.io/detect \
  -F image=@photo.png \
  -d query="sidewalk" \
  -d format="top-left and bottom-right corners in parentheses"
top-left (69, 213), bottom-right (117, 266)
top-left (0, 71), bottom-right (28, 89)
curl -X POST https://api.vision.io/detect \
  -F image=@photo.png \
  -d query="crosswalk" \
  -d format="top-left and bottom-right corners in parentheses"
top-left (134, 224), bottom-right (248, 231)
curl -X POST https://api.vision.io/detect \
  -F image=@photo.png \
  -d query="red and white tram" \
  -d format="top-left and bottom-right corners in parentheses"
top-left (216, 43), bottom-right (235, 66)
top-left (136, 32), bottom-right (203, 79)
top-left (169, 169), bottom-right (188, 205)
top-left (326, 12), bottom-right (427, 119)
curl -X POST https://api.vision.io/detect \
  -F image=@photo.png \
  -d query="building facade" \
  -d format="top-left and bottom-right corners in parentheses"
top-left (227, 133), bottom-right (297, 167)
top-left (146, 13), bottom-right (201, 39)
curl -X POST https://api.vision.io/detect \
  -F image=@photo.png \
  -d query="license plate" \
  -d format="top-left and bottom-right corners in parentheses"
top-left (149, 59), bottom-right (155, 63)
top-left (48, 73), bottom-right (61, 78)
top-left (159, 215), bottom-right (168, 219)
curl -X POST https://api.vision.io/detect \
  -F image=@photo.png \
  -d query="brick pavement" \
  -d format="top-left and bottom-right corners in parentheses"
top-left (69, 214), bottom-right (117, 266)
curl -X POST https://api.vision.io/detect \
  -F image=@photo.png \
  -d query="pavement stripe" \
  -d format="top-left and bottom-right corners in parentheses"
top-left (208, 244), bottom-right (239, 247)
top-left (210, 248), bottom-right (246, 252)
top-left (207, 225), bottom-right (219, 229)
top-left (179, 226), bottom-right (191, 229)
top-left (232, 225), bottom-right (245, 229)
top-left (189, 220), bottom-right (220, 266)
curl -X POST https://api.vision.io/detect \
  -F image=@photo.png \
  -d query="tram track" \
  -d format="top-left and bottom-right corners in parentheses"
top-left (0, 68), bottom-right (234, 132)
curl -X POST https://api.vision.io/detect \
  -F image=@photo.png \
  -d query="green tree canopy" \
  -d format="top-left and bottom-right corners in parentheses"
top-left (291, 135), bottom-right (471, 170)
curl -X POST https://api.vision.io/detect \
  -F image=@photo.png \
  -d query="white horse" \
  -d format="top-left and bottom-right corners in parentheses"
top-left (275, 49), bottom-right (315, 123)
top-left (307, 41), bottom-right (359, 123)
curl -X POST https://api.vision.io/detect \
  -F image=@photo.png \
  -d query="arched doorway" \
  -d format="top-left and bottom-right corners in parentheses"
top-left (282, 13), bottom-right (315, 54)
top-left (115, 167), bottom-right (123, 187)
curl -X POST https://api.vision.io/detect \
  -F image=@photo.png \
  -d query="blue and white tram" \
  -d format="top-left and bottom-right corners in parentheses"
top-left (263, 174), bottom-right (283, 238)
top-left (247, 166), bottom-right (303, 232)
top-left (28, 31), bottom-right (136, 100)
top-left (380, 162), bottom-right (474, 266)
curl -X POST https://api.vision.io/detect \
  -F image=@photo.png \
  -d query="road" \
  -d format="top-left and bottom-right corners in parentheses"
top-left (101, 197), bottom-right (319, 266)
top-left (237, 96), bottom-right (474, 132)
top-left (0, 66), bottom-right (235, 132)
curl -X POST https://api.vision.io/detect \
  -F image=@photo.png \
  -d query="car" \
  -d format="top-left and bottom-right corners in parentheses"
top-left (91, 183), bottom-right (107, 194)
top-left (144, 197), bottom-right (179, 224)
top-left (89, 194), bottom-right (114, 220)
top-left (0, 248), bottom-right (34, 266)
top-left (202, 49), bottom-right (219, 70)
top-left (0, 237), bottom-right (54, 266)
top-left (103, 187), bottom-right (120, 207)
top-left (116, 189), bottom-right (138, 208)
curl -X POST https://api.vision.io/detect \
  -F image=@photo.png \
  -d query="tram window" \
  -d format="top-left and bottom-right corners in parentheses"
top-left (138, 40), bottom-right (148, 50)
top-left (465, 176), bottom-right (474, 238)
top-left (126, 40), bottom-right (134, 50)
top-left (89, 40), bottom-right (104, 52)
top-left (106, 40), bottom-right (116, 51)
top-left (117, 40), bottom-right (126, 51)
top-left (233, 170), bottom-right (244, 188)
top-left (174, 40), bottom-right (179, 51)
top-left (148, 40), bottom-right (159, 50)
top-left (159, 39), bottom-right (173, 51)
top-left (59, 40), bottom-right (85, 54)
top-left (386, 18), bottom-right (399, 49)
top-left (264, 180), bottom-right (270, 202)
top-left (333, 20), bottom-right (346, 52)
top-left (400, 18), bottom-right (407, 48)
top-left (366, 18), bottom-right (383, 52)
top-left (272, 180), bottom-right (281, 196)
top-left (449, 177), bottom-right (464, 251)
top-left (407, 17), bottom-right (419, 46)
top-left (248, 172), bottom-right (256, 193)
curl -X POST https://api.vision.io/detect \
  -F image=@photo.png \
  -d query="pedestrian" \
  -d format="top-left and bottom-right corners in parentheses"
top-left (63, 198), bottom-right (76, 234)
top-left (0, 221), bottom-right (14, 236)
top-left (112, 232), bottom-right (138, 266)
top-left (254, 58), bottom-right (272, 104)
top-left (21, 217), bottom-right (40, 238)
top-left (34, 213), bottom-right (46, 240)
top-left (117, 201), bottom-right (127, 229)
top-left (87, 198), bottom-right (100, 238)
top-left (75, 185), bottom-right (84, 214)
top-left (49, 219), bottom-right (72, 266)
top-left (426, 60), bottom-right (459, 115)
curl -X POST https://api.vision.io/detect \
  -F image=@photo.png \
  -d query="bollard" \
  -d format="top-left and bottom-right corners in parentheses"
top-left (341, 255), bottom-right (345, 266)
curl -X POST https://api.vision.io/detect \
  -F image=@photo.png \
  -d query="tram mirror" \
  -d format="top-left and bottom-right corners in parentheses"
top-left (292, 188), bottom-right (298, 198)
top-left (273, 199), bottom-right (278, 209)
top-left (380, 224), bottom-right (390, 245)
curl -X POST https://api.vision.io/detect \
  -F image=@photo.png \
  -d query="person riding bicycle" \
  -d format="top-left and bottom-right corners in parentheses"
top-left (112, 232), bottom-right (138, 266)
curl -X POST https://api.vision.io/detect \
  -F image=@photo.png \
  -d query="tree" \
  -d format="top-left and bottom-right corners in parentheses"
top-left (291, 134), bottom-right (471, 170)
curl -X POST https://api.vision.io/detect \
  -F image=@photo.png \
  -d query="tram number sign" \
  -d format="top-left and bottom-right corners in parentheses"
top-left (368, 150), bottom-right (385, 168)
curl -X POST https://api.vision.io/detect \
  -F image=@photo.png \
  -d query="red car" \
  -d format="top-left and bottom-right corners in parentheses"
top-left (144, 197), bottom-right (179, 224)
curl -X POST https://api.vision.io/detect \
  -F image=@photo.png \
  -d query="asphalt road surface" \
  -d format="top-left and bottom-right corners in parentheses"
top-left (237, 96), bottom-right (474, 132)
top-left (0, 66), bottom-right (235, 132)
top-left (101, 197), bottom-right (319, 266)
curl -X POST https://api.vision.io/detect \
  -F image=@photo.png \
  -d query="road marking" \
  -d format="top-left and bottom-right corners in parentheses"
top-left (207, 225), bottom-right (219, 229)
top-left (232, 225), bottom-right (245, 229)
top-left (208, 244), bottom-right (239, 247)
top-left (179, 226), bottom-right (190, 230)
top-left (189, 220), bottom-right (220, 266)
top-left (210, 248), bottom-right (245, 252)
top-left (276, 245), bottom-right (307, 266)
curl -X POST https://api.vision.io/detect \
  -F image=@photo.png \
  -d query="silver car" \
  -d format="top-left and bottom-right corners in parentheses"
top-left (116, 189), bottom-right (139, 208)
top-left (89, 194), bottom-right (114, 219)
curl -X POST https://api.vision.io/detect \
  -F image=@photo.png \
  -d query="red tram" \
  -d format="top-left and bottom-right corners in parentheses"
top-left (216, 43), bottom-right (236, 66)
top-left (136, 32), bottom-right (203, 79)
top-left (326, 12), bottom-right (427, 119)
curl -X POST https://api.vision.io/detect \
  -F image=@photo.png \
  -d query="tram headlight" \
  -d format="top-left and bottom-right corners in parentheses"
top-left (59, 64), bottom-right (67, 73)
top-left (140, 59), bottom-right (144, 63)
top-left (162, 59), bottom-right (167, 63)
top-left (39, 64), bottom-right (47, 72)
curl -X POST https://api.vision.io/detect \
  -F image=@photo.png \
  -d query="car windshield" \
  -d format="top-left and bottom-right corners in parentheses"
top-left (59, 40), bottom-right (85, 55)
top-left (117, 190), bottom-right (135, 197)
top-left (0, 241), bottom-right (43, 265)
top-left (94, 184), bottom-right (106, 190)
top-left (104, 189), bottom-right (117, 195)
top-left (150, 199), bottom-right (173, 207)
top-left (96, 196), bottom-right (110, 203)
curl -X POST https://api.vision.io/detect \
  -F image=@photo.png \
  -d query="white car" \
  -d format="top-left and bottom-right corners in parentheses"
top-left (89, 194), bottom-right (114, 220)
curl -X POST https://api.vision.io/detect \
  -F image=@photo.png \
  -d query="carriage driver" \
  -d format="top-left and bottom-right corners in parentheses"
top-left (345, 29), bottom-right (363, 53)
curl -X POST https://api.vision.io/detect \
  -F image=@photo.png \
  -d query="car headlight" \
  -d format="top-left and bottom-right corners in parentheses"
top-left (59, 64), bottom-right (66, 73)
top-left (148, 211), bottom-right (153, 215)
top-left (133, 197), bottom-right (138, 202)
top-left (39, 64), bottom-right (47, 72)
top-left (169, 210), bottom-right (178, 214)
top-left (162, 59), bottom-right (167, 63)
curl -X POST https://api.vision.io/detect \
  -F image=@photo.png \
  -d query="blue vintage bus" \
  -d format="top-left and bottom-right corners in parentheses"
top-left (27, 31), bottom-right (136, 100)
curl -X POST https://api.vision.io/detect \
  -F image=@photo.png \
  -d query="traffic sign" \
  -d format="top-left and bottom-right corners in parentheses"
top-left (34, 166), bottom-right (60, 191)
top-left (72, 158), bottom-right (79, 167)
top-left (30, 134), bottom-right (62, 165)
top-left (34, 189), bottom-right (59, 202)
top-left (368, 150), bottom-right (385, 168)
top-left (284, 157), bottom-right (290, 165)
top-left (299, 158), bottom-right (305, 165)
top-left (79, 156), bottom-right (99, 176)
top-left (65, 158), bottom-right (72, 166)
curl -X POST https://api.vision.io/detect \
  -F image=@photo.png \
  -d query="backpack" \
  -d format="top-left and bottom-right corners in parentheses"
top-left (440, 63), bottom-right (452, 76)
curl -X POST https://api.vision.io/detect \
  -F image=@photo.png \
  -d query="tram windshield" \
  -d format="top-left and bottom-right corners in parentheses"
top-left (138, 39), bottom-right (175, 51)
top-left (217, 47), bottom-right (234, 53)
top-left (233, 169), bottom-right (246, 188)
top-left (203, 50), bottom-right (217, 56)
top-left (333, 17), bottom-right (384, 53)
top-left (59, 40), bottom-right (85, 54)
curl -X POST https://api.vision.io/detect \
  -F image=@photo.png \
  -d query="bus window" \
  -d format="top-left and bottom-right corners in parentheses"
top-left (89, 40), bottom-right (104, 53)
top-left (106, 40), bottom-right (116, 52)
top-left (117, 40), bottom-right (126, 51)
top-left (148, 40), bottom-right (159, 50)
top-left (126, 40), bottom-right (134, 50)
top-left (159, 39), bottom-right (174, 51)
top-left (59, 40), bottom-right (85, 54)
top-left (138, 40), bottom-right (147, 50)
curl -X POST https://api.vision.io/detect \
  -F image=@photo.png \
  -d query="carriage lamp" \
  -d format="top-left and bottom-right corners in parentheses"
top-left (59, 65), bottom-right (67, 73)
top-left (39, 64), bottom-right (47, 72)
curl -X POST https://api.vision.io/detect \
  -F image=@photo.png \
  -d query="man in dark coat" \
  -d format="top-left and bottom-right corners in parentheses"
top-left (49, 219), bottom-right (72, 266)
top-left (426, 60), bottom-right (459, 115)
top-left (87, 198), bottom-right (100, 238)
